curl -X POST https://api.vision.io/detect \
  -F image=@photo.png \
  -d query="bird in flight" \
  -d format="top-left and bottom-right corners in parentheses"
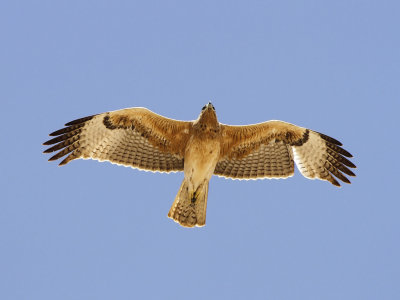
top-left (43, 103), bottom-right (356, 228)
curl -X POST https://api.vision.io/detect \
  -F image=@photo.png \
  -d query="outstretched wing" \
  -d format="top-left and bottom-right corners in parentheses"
top-left (43, 107), bottom-right (191, 172)
top-left (215, 121), bottom-right (356, 186)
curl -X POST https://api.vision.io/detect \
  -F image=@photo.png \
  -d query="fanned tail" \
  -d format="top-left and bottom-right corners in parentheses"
top-left (167, 180), bottom-right (209, 228)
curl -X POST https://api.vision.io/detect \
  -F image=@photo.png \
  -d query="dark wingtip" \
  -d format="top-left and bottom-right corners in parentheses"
top-left (59, 159), bottom-right (69, 166)
top-left (331, 177), bottom-right (341, 187)
top-left (43, 140), bottom-right (54, 146)
top-left (49, 130), bottom-right (60, 137)
top-left (49, 127), bottom-right (71, 136)
top-left (347, 169), bottom-right (356, 177)
top-left (65, 115), bottom-right (95, 126)
top-left (340, 148), bottom-right (353, 158)
top-left (326, 142), bottom-right (353, 158)
top-left (341, 176), bottom-right (351, 184)
top-left (337, 145), bottom-right (353, 158)
top-left (49, 124), bottom-right (82, 137)
top-left (318, 132), bottom-right (343, 146)
top-left (43, 136), bottom-right (63, 145)
top-left (346, 160), bottom-right (357, 169)
top-left (49, 151), bottom-right (67, 161)
top-left (47, 115), bottom-right (96, 137)
top-left (343, 148), bottom-right (354, 158)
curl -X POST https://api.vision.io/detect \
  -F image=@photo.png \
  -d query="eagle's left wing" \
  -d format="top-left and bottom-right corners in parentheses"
top-left (43, 107), bottom-right (191, 173)
top-left (215, 121), bottom-right (356, 186)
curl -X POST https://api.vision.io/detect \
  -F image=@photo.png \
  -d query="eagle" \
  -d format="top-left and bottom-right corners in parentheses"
top-left (43, 103), bottom-right (356, 228)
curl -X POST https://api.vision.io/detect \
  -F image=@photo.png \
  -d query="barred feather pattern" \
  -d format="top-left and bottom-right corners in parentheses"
top-left (44, 114), bottom-right (184, 172)
top-left (167, 180), bottom-right (209, 227)
top-left (292, 130), bottom-right (355, 186)
top-left (214, 141), bottom-right (294, 179)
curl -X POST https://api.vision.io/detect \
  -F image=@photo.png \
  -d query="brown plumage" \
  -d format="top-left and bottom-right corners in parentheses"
top-left (43, 103), bottom-right (356, 227)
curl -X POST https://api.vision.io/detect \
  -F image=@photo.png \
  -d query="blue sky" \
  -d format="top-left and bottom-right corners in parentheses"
top-left (1, 1), bottom-right (399, 299)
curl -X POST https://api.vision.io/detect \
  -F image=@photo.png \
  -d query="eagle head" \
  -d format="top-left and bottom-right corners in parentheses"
top-left (195, 102), bottom-right (219, 131)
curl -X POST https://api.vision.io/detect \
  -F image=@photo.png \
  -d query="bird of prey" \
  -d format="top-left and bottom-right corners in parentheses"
top-left (43, 103), bottom-right (356, 228)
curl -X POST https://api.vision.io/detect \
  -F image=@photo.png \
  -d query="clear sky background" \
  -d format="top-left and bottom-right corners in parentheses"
top-left (1, 1), bottom-right (399, 299)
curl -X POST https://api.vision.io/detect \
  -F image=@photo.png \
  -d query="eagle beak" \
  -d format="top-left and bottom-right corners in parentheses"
top-left (206, 102), bottom-right (215, 110)
top-left (200, 102), bottom-right (216, 113)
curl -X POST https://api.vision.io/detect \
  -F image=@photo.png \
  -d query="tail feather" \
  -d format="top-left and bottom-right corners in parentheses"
top-left (167, 180), bottom-right (209, 227)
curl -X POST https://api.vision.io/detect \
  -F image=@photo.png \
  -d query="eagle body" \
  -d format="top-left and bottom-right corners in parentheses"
top-left (185, 109), bottom-right (221, 192)
top-left (167, 109), bottom-right (222, 226)
top-left (44, 103), bottom-right (356, 227)
top-left (184, 131), bottom-right (220, 195)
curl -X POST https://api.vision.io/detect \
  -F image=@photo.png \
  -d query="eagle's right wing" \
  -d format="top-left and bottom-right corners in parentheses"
top-left (43, 107), bottom-right (192, 173)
